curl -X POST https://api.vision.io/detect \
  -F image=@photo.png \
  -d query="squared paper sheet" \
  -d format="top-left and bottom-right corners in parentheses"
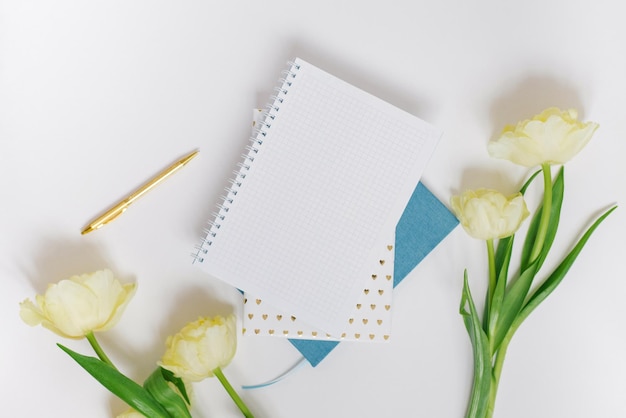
top-left (243, 231), bottom-right (395, 342)
top-left (196, 58), bottom-right (442, 336)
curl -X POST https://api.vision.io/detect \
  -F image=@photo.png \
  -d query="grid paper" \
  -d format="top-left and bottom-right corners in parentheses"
top-left (197, 58), bottom-right (442, 336)
top-left (243, 229), bottom-right (395, 342)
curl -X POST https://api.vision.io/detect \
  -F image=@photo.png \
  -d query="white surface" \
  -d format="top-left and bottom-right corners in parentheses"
top-left (2, 1), bottom-right (625, 417)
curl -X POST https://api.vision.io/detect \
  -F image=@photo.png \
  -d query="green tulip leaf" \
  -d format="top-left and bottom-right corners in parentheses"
top-left (519, 169), bottom-right (542, 195)
top-left (521, 166), bottom-right (564, 271)
top-left (493, 236), bottom-right (512, 292)
top-left (160, 367), bottom-right (191, 405)
top-left (491, 259), bottom-right (539, 352)
top-left (144, 367), bottom-right (192, 418)
top-left (460, 271), bottom-right (491, 418)
top-left (488, 236), bottom-right (514, 347)
top-left (535, 167), bottom-right (564, 268)
top-left (520, 205), bottom-right (617, 321)
top-left (57, 344), bottom-right (171, 418)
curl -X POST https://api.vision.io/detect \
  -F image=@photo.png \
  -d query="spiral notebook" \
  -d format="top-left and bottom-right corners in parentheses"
top-left (194, 58), bottom-right (442, 337)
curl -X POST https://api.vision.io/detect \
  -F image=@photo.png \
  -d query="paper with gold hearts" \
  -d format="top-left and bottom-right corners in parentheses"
top-left (242, 231), bottom-right (394, 342)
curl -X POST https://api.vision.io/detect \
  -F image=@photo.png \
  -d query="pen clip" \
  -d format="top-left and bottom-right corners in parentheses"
top-left (86, 200), bottom-right (130, 232)
top-left (101, 203), bottom-right (128, 224)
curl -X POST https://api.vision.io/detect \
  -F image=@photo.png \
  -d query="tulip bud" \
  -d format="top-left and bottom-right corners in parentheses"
top-left (159, 315), bottom-right (237, 382)
top-left (450, 189), bottom-right (529, 240)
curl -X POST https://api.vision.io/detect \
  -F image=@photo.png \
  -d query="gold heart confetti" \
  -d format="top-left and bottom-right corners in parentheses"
top-left (370, 304), bottom-right (376, 310)
top-left (283, 330), bottom-right (289, 335)
top-left (364, 289), bottom-right (370, 295)
top-left (356, 303), bottom-right (362, 309)
top-left (387, 245), bottom-right (393, 251)
top-left (362, 318), bottom-right (368, 324)
top-left (248, 313), bottom-right (254, 320)
top-left (255, 299), bottom-right (262, 305)
top-left (383, 335), bottom-right (390, 340)
top-left (372, 274), bottom-right (377, 280)
top-left (385, 304), bottom-right (391, 311)
top-left (341, 333), bottom-right (346, 338)
top-left (354, 333), bottom-right (361, 339)
top-left (311, 331), bottom-right (318, 337)
top-left (276, 314), bottom-right (283, 321)
top-left (369, 334), bottom-right (375, 340)
top-left (243, 298), bottom-right (248, 304)
top-left (254, 329), bottom-right (260, 334)
top-left (262, 314), bottom-right (268, 320)
top-left (297, 330), bottom-right (303, 336)
top-left (378, 289), bottom-right (384, 295)
top-left (268, 329), bottom-right (275, 335)
top-left (242, 328), bottom-right (247, 334)
top-left (386, 275), bottom-right (392, 281)
top-left (349, 318), bottom-right (354, 324)
top-left (291, 315), bottom-right (296, 322)
top-left (379, 259), bottom-right (385, 265)
top-left (377, 319), bottom-right (383, 325)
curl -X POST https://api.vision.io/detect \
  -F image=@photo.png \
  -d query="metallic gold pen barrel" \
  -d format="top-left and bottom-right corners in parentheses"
top-left (126, 150), bottom-right (198, 203)
top-left (81, 150), bottom-right (199, 235)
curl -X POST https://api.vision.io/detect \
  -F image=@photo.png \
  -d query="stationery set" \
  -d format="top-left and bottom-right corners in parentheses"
top-left (192, 58), bottom-right (457, 366)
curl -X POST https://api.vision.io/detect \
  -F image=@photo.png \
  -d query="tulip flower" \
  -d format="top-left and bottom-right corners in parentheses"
top-left (160, 315), bottom-right (253, 417)
top-left (20, 269), bottom-right (136, 366)
top-left (19, 269), bottom-right (136, 339)
top-left (487, 107), bottom-right (598, 168)
top-left (450, 189), bottom-right (529, 241)
top-left (159, 315), bottom-right (237, 381)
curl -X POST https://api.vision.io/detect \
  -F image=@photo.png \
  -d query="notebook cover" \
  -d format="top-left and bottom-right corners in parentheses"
top-left (288, 181), bottom-right (458, 366)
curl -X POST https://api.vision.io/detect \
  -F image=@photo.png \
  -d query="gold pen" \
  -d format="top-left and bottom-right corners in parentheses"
top-left (81, 150), bottom-right (199, 235)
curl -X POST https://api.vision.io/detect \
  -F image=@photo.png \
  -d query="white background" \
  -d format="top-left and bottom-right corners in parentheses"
top-left (2, 1), bottom-right (625, 417)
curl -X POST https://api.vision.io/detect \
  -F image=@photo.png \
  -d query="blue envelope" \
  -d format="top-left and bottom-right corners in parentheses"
top-left (288, 181), bottom-right (458, 366)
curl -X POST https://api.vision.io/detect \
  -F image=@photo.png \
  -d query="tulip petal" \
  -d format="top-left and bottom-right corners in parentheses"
top-left (44, 279), bottom-right (100, 336)
top-left (19, 299), bottom-right (46, 326)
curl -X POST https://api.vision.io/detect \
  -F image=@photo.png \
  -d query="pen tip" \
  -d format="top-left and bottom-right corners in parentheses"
top-left (81, 226), bottom-right (94, 235)
top-left (181, 150), bottom-right (199, 165)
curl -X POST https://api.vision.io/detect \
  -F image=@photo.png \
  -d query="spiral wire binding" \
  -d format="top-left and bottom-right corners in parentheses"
top-left (191, 60), bottom-right (301, 264)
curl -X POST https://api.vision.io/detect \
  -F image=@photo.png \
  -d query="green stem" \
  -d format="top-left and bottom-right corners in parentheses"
top-left (85, 332), bottom-right (117, 370)
top-left (528, 163), bottom-right (552, 263)
top-left (485, 336), bottom-right (511, 418)
top-left (483, 239), bottom-right (496, 332)
top-left (213, 367), bottom-right (255, 418)
top-left (487, 239), bottom-right (496, 303)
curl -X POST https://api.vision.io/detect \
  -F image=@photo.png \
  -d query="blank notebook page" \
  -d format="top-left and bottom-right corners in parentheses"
top-left (195, 58), bottom-right (442, 336)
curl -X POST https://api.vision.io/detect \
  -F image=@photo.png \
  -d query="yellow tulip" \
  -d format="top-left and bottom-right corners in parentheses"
top-left (450, 189), bottom-right (529, 240)
top-left (19, 269), bottom-right (136, 339)
top-left (488, 107), bottom-right (598, 167)
top-left (159, 315), bottom-right (237, 382)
